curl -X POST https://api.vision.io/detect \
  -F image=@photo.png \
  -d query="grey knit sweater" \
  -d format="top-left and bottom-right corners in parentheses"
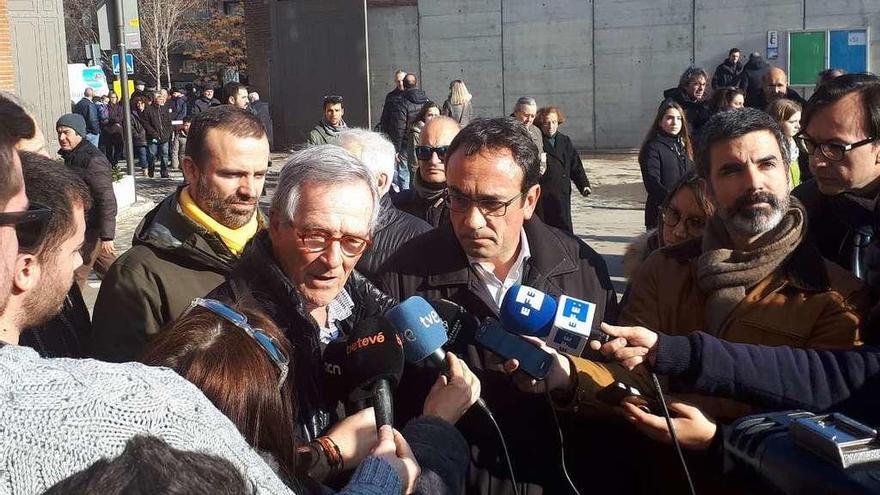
top-left (0, 345), bottom-right (402, 495)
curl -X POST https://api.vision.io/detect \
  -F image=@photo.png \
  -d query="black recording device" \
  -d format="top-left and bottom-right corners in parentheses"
top-left (725, 410), bottom-right (880, 494)
top-left (475, 319), bottom-right (554, 380)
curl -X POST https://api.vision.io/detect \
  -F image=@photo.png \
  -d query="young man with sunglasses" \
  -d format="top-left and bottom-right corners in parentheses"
top-left (92, 106), bottom-right (270, 362)
top-left (391, 116), bottom-right (459, 227)
top-left (380, 117), bottom-right (618, 494)
top-left (308, 95), bottom-right (347, 145)
top-left (793, 73), bottom-right (880, 279)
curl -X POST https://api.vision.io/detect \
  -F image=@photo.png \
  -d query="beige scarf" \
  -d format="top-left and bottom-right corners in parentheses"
top-left (696, 199), bottom-right (806, 334)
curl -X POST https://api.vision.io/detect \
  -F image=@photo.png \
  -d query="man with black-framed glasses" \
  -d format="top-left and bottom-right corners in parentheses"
top-left (793, 73), bottom-right (880, 279)
top-left (380, 117), bottom-right (617, 494)
top-left (391, 116), bottom-right (459, 227)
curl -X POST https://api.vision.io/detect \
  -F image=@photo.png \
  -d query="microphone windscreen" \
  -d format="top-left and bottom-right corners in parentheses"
top-left (500, 284), bottom-right (558, 337)
top-left (345, 316), bottom-right (405, 395)
top-left (385, 296), bottom-right (448, 364)
top-left (427, 298), bottom-right (479, 353)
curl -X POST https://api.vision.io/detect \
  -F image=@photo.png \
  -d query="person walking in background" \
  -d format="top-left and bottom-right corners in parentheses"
top-left (170, 116), bottom-right (191, 171)
top-left (141, 91), bottom-right (172, 178)
top-left (249, 91), bottom-right (274, 150)
top-left (191, 87), bottom-right (220, 115)
top-left (131, 96), bottom-right (150, 173)
top-left (743, 52), bottom-right (772, 108)
top-left (102, 92), bottom-right (125, 164)
top-left (377, 69), bottom-right (406, 137)
top-left (638, 99), bottom-right (694, 229)
top-left (406, 101), bottom-right (440, 174)
top-left (73, 87), bottom-right (101, 148)
top-left (534, 106), bottom-right (591, 233)
top-left (766, 98), bottom-right (804, 187)
top-left (441, 79), bottom-right (473, 126)
top-left (55, 113), bottom-right (118, 285)
top-left (388, 73), bottom-right (429, 191)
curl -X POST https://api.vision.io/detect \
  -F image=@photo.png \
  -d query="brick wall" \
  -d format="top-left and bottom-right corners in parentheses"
top-left (243, 0), bottom-right (270, 98)
top-left (0, 0), bottom-right (14, 92)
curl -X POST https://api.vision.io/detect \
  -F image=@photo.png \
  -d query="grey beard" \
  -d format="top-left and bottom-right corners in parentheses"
top-left (718, 194), bottom-right (789, 238)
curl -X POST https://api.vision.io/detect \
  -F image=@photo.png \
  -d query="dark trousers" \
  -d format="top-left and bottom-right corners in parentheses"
top-left (134, 145), bottom-right (150, 170)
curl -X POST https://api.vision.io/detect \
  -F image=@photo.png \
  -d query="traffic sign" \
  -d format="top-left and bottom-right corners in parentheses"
top-left (112, 53), bottom-right (134, 75)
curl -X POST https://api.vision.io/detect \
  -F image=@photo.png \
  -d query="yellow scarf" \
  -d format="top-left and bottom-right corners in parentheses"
top-left (178, 187), bottom-right (258, 255)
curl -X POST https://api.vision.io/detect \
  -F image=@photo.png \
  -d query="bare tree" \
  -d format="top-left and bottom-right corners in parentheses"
top-left (132, 0), bottom-right (206, 88)
top-left (63, 0), bottom-right (100, 62)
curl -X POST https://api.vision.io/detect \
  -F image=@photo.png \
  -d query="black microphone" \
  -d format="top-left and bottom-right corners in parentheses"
top-left (345, 316), bottom-right (405, 430)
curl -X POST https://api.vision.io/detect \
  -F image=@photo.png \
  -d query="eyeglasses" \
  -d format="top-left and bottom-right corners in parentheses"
top-left (444, 190), bottom-right (524, 217)
top-left (794, 134), bottom-right (877, 162)
top-left (185, 298), bottom-right (290, 391)
top-left (296, 229), bottom-right (372, 257)
top-left (323, 95), bottom-right (344, 104)
top-left (414, 145), bottom-right (449, 161)
top-left (660, 207), bottom-right (706, 237)
top-left (0, 202), bottom-right (52, 252)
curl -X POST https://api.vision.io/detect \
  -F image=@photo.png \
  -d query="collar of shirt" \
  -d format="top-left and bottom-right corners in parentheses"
top-left (318, 289), bottom-right (354, 344)
top-left (468, 228), bottom-right (531, 310)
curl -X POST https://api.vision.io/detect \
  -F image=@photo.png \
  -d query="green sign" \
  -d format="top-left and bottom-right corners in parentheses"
top-left (789, 31), bottom-right (826, 86)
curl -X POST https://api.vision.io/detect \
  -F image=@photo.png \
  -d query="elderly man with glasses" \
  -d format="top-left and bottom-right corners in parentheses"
top-left (380, 117), bottom-right (618, 494)
top-left (793, 73), bottom-right (880, 279)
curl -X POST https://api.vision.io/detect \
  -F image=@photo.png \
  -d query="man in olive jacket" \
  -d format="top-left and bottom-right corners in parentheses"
top-left (92, 107), bottom-right (270, 362)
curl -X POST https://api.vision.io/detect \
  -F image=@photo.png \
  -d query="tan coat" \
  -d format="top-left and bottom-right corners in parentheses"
top-left (564, 237), bottom-right (870, 418)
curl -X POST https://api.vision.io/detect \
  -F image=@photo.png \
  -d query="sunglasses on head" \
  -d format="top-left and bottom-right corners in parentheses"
top-left (185, 298), bottom-right (290, 391)
top-left (0, 202), bottom-right (52, 252)
top-left (415, 145), bottom-right (449, 161)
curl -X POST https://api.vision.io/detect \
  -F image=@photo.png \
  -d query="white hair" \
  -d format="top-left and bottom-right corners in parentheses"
top-left (271, 145), bottom-right (380, 233)
top-left (249, 91), bottom-right (259, 102)
top-left (337, 128), bottom-right (396, 196)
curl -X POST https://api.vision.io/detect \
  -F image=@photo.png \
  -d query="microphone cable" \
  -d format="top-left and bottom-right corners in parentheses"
top-left (650, 372), bottom-right (696, 495)
top-left (475, 398), bottom-right (521, 495)
top-left (545, 391), bottom-right (582, 495)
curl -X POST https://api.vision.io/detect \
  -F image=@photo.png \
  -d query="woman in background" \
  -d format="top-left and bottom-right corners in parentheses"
top-left (638, 99), bottom-right (694, 230)
top-left (534, 105), bottom-right (591, 233)
top-left (441, 80), bottom-right (473, 126)
top-left (766, 98), bottom-right (803, 187)
top-left (708, 86), bottom-right (745, 114)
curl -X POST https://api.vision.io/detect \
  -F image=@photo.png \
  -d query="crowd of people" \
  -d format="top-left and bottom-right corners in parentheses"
top-left (1, 50), bottom-right (880, 495)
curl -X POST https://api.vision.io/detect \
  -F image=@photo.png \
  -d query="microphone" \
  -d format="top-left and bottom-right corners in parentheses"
top-left (344, 316), bottom-right (405, 430)
top-left (500, 284), bottom-right (611, 356)
top-left (385, 296), bottom-right (491, 411)
top-left (426, 298), bottom-right (479, 354)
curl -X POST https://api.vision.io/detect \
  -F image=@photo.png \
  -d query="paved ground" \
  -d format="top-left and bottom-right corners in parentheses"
top-left (82, 152), bottom-right (646, 308)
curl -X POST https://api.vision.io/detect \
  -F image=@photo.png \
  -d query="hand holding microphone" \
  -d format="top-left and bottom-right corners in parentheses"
top-left (422, 352), bottom-right (481, 424)
top-left (592, 323), bottom-right (660, 370)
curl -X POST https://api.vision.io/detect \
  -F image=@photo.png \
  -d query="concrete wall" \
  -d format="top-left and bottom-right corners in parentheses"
top-left (8, 0), bottom-right (69, 142)
top-left (362, 0), bottom-right (880, 149)
top-left (367, 5), bottom-right (420, 123)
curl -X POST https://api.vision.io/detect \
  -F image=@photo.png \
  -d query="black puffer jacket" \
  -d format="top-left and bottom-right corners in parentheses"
top-left (711, 60), bottom-right (746, 89)
top-left (638, 133), bottom-right (692, 228)
top-left (356, 194), bottom-right (432, 283)
top-left (389, 88), bottom-right (429, 152)
top-left (662, 87), bottom-right (711, 133)
top-left (59, 139), bottom-right (117, 240)
top-left (209, 230), bottom-right (396, 443)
